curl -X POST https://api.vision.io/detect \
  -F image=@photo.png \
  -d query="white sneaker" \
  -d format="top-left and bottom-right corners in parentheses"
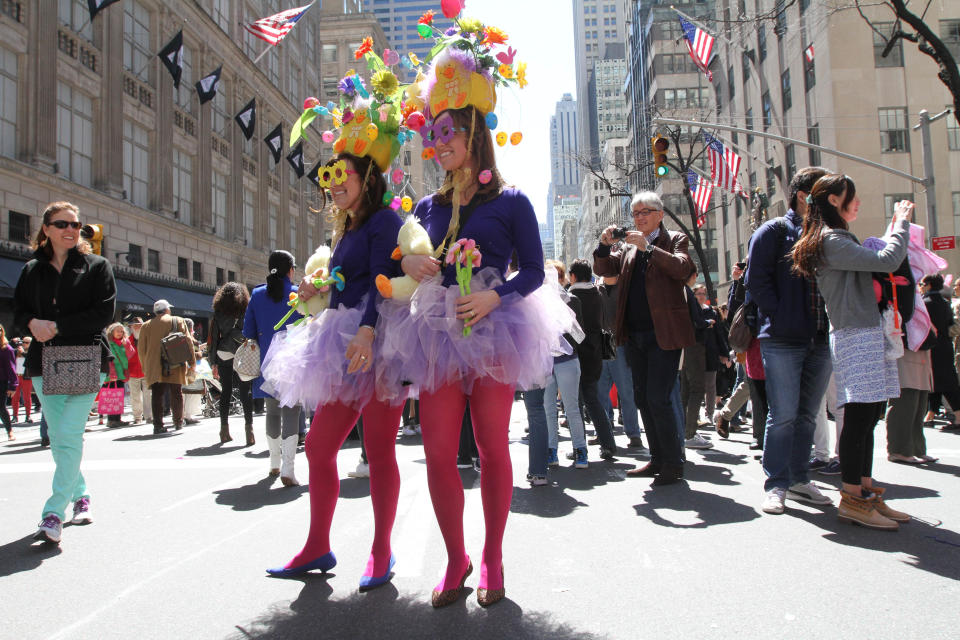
top-left (761, 488), bottom-right (786, 514)
top-left (401, 425), bottom-right (417, 436)
top-left (347, 461), bottom-right (370, 478)
top-left (787, 482), bottom-right (833, 505)
top-left (34, 514), bottom-right (62, 543)
top-left (70, 497), bottom-right (92, 525)
top-left (684, 434), bottom-right (714, 449)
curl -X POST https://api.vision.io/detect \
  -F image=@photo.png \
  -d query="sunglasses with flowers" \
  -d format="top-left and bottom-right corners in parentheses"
top-left (47, 220), bottom-right (82, 230)
top-left (420, 113), bottom-right (467, 148)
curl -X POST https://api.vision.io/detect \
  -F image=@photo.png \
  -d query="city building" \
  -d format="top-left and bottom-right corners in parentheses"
top-left (578, 137), bottom-right (630, 259)
top-left (594, 43), bottom-right (629, 146)
top-left (553, 195), bottom-right (581, 264)
top-left (0, 0), bottom-right (388, 335)
top-left (546, 93), bottom-right (580, 259)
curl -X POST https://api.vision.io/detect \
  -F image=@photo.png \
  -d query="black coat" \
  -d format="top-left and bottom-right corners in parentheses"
top-left (14, 247), bottom-right (117, 377)
top-left (923, 292), bottom-right (959, 393)
top-left (208, 311), bottom-right (247, 366)
top-left (569, 284), bottom-right (604, 383)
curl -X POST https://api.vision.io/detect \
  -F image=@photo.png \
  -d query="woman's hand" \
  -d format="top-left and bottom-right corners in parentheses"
top-left (893, 200), bottom-right (915, 224)
top-left (212, 365), bottom-right (219, 380)
top-left (345, 326), bottom-right (375, 374)
top-left (298, 276), bottom-right (319, 301)
top-left (401, 255), bottom-right (440, 282)
top-left (28, 318), bottom-right (57, 343)
top-left (6, 389), bottom-right (14, 398)
top-left (456, 290), bottom-right (501, 328)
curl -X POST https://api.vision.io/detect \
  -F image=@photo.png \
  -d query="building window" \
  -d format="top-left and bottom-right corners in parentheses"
top-left (948, 111), bottom-right (960, 151)
top-left (211, 81), bottom-right (227, 135)
top-left (172, 148), bottom-right (192, 225)
top-left (216, 267), bottom-right (225, 286)
top-left (804, 56), bottom-right (815, 92)
top-left (123, 119), bottom-right (150, 207)
top-left (8, 211), bottom-right (29, 243)
top-left (127, 243), bottom-right (142, 268)
top-left (953, 192), bottom-right (960, 236)
top-left (884, 193), bottom-right (914, 223)
top-left (268, 203), bottom-right (278, 248)
top-left (746, 108), bottom-right (754, 145)
top-left (727, 65), bottom-right (735, 100)
top-left (58, 0), bottom-right (92, 41)
top-left (873, 22), bottom-right (904, 68)
top-left (228, 270), bottom-right (236, 282)
top-left (178, 257), bottom-right (188, 279)
top-left (879, 107), bottom-right (909, 153)
top-left (288, 62), bottom-right (300, 108)
top-left (766, 166), bottom-right (777, 197)
top-left (785, 144), bottom-right (796, 182)
top-left (781, 69), bottom-right (791, 112)
top-left (758, 25), bottom-right (767, 62)
top-left (175, 45), bottom-right (193, 114)
top-left (762, 91), bottom-right (772, 130)
top-left (941, 20), bottom-right (960, 59)
top-left (192, 260), bottom-right (202, 283)
top-left (212, 170), bottom-right (227, 238)
top-left (148, 248), bottom-right (160, 273)
top-left (242, 188), bottom-right (255, 247)
top-left (742, 52), bottom-right (750, 82)
top-left (0, 46), bottom-right (15, 159)
top-left (211, 0), bottom-right (230, 33)
top-left (799, 0), bottom-right (810, 12)
top-left (123, 0), bottom-right (152, 83)
top-left (735, 198), bottom-right (743, 219)
top-left (808, 124), bottom-right (821, 165)
top-left (57, 83), bottom-right (93, 187)
top-left (290, 217), bottom-right (297, 252)
top-left (322, 75), bottom-right (338, 100)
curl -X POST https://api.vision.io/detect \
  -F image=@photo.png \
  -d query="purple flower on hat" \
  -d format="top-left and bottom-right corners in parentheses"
top-left (338, 76), bottom-right (356, 97)
top-left (445, 27), bottom-right (458, 36)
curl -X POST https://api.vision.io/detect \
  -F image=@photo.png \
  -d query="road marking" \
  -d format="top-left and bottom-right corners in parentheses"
top-left (159, 468), bottom-right (267, 513)
top-left (0, 457), bottom-right (267, 473)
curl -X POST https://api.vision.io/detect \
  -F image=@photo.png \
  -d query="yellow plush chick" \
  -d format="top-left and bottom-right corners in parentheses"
top-left (376, 215), bottom-right (434, 302)
top-left (299, 245), bottom-right (333, 317)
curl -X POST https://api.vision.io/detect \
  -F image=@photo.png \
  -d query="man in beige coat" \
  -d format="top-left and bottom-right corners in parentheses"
top-left (138, 300), bottom-right (196, 434)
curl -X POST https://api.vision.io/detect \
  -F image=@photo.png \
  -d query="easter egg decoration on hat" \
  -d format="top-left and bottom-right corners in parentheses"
top-left (321, 131), bottom-right (335, 143)
top-left (401, 196), bottom-right (413, 212)
top-left (485, 112), bottom-right (498, 130)
top-left (478, 169), bottom-right (492, 185)
top-left (496, 131), bottom-right (507, 146)
top-left (392, 168), bottom-right (405, 185)
top-left (303, 97), bottom-right (320, 110)
top-left (510, 131), bottom-right (523, 145)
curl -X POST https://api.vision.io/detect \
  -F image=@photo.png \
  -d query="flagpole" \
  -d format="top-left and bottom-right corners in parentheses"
top-left (252, 44), bottom-right (273, 65)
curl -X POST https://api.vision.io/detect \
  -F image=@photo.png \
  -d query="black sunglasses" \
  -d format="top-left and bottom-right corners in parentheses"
top-left (47, 220), bottom-right (82, 230)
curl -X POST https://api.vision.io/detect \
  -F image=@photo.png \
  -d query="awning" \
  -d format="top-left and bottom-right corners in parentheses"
top-left (119, 280), bottom-right (213, 317)
top-left (0, 256), bottom-right (26, 293)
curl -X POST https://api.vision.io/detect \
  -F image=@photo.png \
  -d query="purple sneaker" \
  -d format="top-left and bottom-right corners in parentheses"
top-left (71, 497), bottom-right (92, 525)
top-left (34, 514), bottom-right (62, 543)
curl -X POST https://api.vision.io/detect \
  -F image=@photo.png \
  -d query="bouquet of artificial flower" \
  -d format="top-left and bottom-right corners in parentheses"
top-left (446, 239), bottom-right (483, 337)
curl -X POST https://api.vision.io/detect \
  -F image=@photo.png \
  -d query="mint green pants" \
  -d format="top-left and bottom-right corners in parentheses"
top-left (35, 375), bottom-right (105, 521)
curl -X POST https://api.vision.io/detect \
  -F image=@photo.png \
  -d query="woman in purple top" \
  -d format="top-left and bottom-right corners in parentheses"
top-left (380, 105), bottom-right (574, 608)
top-left (261, 152), bottom-right (405, 592)
top-left (0, 324), bottom-right (18, 439)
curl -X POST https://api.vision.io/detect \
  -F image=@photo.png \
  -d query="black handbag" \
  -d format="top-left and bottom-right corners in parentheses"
top-left (600, 330), bottom-right (617, 360)
top-left (41, 344), bottom-right (102, 395)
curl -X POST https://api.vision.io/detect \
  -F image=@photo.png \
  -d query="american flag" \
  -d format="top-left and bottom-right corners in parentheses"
top-left (804, 44), bottom-right (815, 63)
top-left (688, 171), bottom-right (713, 228)
top-left (678, 15), bottom-right (715, 82)
top-left (703, 132), bottom-right (744, 195)
top-left (243, 2), bottom-right (315, 46)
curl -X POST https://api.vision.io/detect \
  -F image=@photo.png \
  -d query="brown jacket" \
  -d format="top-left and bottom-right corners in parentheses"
top-left (137, 313), bottom-right (197, 386)
top-left (592, 223), bottom-right (696, 351)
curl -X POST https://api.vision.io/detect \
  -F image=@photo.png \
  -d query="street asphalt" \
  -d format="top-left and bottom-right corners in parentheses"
top-left (2, 402), bottom-right (959, 639)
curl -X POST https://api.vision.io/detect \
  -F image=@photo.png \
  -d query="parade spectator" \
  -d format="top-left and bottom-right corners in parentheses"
top-left (793, 174), bottom-right (913, 529)
top-left (594, 191), bottom-right (696, 486)
top-left (597, 275), bottom-right (644, 447)
top-left (568, 259), bottom-right (618, 460)
top-left (886, 342), bottom-right (937, 463)
top-left (180, 318), bottom-right (202, 425)
top-left (715, 261), bottom-right (750, 438)
top-left (126, 317), bottom-right (150, 425)
top-left (921, 274), bottom-right (960, 430)
top-left (209, 282), bottom-right (254, 444)
top-left (15, 201), bottom-right (116, 543)
top-left (0, 324), bottom-right (18, 440)
top-left (103, 322), bottom-right (132, 428)
top-left (680, 278), bottom-right (713, 449)
top-left (245, 252), bottom-right (304, 482)
top-left (11, 336), bottom-right (32, 423)
top-left (138, 300), bottom-right (196, 434)
top-left (745, 166), bottom-right (832, 514)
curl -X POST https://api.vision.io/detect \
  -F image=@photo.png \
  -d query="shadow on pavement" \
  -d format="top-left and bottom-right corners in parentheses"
top-left (0, 534), bottom-right (63, 578)
top-left (214, 476), bottom-right (307, 511)
top-left (0, 444), bottom-right (46, 455)
top-left (511, 485), bottom-right (588, 518)
top-left (113, 432), bottom-right (183, 442)
top-left (683, 462), bottom-right (739, 486)
top-left (338, 478), bottom-right (372, 500)
top-left (633, 486), bottom-right (761, 528)
top-left (229, 578), bottom-right (608, 640)
top-left (184, 443), bottom-right (249, 456)
top-left (697, 449), bottom-right (751, 466)
top-left (919, 460), bottom-right (960, 478)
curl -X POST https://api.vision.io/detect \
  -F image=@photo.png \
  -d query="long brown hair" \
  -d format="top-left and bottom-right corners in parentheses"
top-left (314, 153), bottom-right (388, 248)
top-left (791, 174), bottom-right (856, 278)
top-left (32, 202), bottom-right (91, 258)
top-left (433, 106), bottom-right (505, 206)
top-left (0, 324), bottom-right (7, 349)
top-left (212, 281), bottom-right (250, 316)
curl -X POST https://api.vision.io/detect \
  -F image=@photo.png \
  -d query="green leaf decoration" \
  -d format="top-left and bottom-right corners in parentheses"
top-left (289, 111), bottom-right (317, 147)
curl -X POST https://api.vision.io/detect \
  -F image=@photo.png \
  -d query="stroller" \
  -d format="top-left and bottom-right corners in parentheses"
top-left (185, 358), bottom-right (244, 418)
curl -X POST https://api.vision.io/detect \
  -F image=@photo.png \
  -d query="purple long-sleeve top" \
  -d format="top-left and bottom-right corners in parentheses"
top-left (329, 207), bottom-right (403, 327)
top-left (0, 343), bottom-right (18, 390)
top-left (412, 188), bottom-right (545, 298)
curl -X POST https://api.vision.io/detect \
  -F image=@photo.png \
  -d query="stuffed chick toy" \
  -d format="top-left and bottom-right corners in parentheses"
top-left (376, 215), bottom-right (435, 302)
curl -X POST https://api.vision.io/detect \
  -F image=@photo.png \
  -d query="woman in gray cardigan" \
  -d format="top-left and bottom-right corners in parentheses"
top-left (792, 174), bottom-right (914, 531)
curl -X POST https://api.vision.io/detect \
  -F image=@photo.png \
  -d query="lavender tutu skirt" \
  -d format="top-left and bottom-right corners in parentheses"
top-left (262, 300), bottom-right (405, 411)
top-left (377, 267), bottom-right (579, 395)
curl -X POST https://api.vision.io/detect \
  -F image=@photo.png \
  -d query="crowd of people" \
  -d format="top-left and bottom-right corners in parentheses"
top-left (10, 12), bottom-right (959, 612)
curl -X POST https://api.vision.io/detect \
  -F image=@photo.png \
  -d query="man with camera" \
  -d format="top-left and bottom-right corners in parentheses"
top-left (593, 192), bottom-right (696, 486)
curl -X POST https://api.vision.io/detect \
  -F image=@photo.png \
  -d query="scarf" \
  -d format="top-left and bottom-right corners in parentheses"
top-left (109, 337), bottom-right (129, 380)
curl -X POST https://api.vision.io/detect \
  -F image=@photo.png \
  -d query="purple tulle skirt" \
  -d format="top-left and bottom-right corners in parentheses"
top-left (377, 267), bottom-right (579, 395)
top-left (262, 300), bottom-right (407, 411)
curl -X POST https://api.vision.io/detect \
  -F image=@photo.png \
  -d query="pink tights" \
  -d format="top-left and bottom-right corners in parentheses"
top-left (286, 397), bottom-right (404, 577)
top-left (420, 378), bottom-right (515, 592)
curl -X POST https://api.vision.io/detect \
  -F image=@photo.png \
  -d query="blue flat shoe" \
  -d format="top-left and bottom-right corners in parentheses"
top-left (266, 551), bottom-right (337, 577)
top-left (359, 554), bottom-right (396, 592)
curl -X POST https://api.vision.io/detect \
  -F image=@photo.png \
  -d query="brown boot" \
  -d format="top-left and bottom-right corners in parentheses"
top-left (838, 491), bottom-right (898, 530)
top-left (867, 486), bottom-right (910, 523)
top-left (245, 422), bottom-right (255, 447)
top-left (219, 420), bottom-right (232, 443)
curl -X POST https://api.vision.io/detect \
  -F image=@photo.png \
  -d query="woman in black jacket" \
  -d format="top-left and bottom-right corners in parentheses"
top-left (209, 282), bottom-right (254, 444)
top-left (14, 202), bottom-right (116, 544)
top-left (921, 274), bottom-right (960, 429)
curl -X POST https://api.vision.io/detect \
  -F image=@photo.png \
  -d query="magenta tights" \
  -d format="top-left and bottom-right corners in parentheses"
top-left (286, 398), bottom-right (404, 577)
top-left (421, 378), bottom-right (515, 592)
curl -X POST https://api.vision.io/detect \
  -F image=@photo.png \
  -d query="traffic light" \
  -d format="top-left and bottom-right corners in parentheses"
top-left (652, 135), bottom-right (670, 178)
top-left (81, 223), bottom-right (103, 255)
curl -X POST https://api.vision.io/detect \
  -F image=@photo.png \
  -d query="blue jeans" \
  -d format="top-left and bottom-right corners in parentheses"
top-left (759, 337), bottom-right (832, 491)
top-left (625, 330), bottom-right (684, 466)
top-left (40, 413), bottom-right (48, 440)
top-left (524, 388), bottom-right (547, 476)
top-left (598, 345), bottom-right (641, 437)
top-left (544, 358), bottom-right (586, 451)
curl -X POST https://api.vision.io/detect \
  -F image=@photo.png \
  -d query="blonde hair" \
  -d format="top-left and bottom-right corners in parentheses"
top-left (545, 259), bottom-right (566, 284)
top-left (105, 322), bottom-right (126, 340)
